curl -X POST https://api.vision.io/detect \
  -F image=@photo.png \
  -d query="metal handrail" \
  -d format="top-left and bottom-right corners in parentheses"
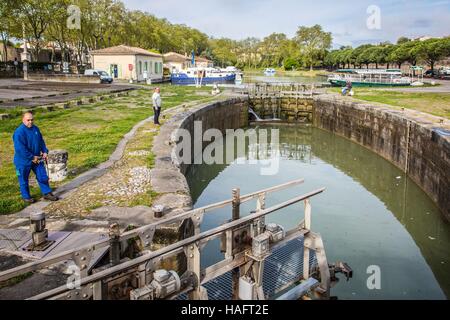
top-left (29, 187), bottom-right (324, 300)
top-left (0, 178), bottom-right (305, 282)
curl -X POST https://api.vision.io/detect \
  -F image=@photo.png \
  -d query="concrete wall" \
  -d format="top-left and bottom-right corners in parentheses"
top-left (312, 95), bottom-right (450, 221)
top-left (150, 97), bottom-right (249, 219)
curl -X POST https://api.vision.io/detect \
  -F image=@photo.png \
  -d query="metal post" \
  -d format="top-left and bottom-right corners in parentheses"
top-left (109, 223), bottom-right (121, 266)
top-left (254, 193), bottom-right (266, 236)
top-left (304, 199), bottom-right (311, 231)
top-left (231, 188), bottom-right (240, 300)
top-left (186, 243), bottom-right (208, 300)
top-left (22, 23), bottom-right (29, 81)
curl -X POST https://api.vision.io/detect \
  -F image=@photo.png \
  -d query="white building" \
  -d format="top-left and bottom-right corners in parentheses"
top-left (163, 52), bottom-right (192, 73)
top-left (90, 45), bottom-right (163, 82)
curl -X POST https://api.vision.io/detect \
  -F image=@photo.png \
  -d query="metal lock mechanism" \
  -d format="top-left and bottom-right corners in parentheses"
top-left (265, 223), bottom-right (285, 243)
top-left (251, 232), bottom-right (270, 258)
top-left (130, 269), bottom-right (181, 300)
top-left (29, 212), bottom-right (49, 248)
top-left (24, 212), bottom-right (54, 251)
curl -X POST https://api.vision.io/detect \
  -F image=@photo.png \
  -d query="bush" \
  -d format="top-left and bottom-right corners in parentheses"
top-left (283, 57), bottom-right (300, 71)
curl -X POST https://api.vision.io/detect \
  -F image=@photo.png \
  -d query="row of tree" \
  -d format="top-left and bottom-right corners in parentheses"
top-left (206, 31), bottom-right (450, 73)
top-left (325, 37), bottom-right (450, 71)
top-left (207, 25), bottom-right (332, 71)
top-left (0, 0), bottom-right (210, 64)
top-left (1, 0), bottom-right (449, 72)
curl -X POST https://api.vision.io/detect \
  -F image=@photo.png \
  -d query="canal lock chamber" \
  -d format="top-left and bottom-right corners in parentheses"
top-left (176, 95), bottom-right (450, 299)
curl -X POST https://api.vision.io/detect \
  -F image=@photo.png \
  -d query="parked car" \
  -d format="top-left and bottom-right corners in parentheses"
top-left (438, 67), bottom-right (450, 76)
top-left (424, 69), bottom-right (439, 78)
top-left (84, 69), bottom-right (113, 83)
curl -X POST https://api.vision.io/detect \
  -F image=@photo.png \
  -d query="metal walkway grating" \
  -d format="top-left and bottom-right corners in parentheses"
top-left (177, 236), bottom-right (317, 300)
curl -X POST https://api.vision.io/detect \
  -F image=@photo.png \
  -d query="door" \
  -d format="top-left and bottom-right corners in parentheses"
top-left (110, 64), bottom-right (118, 78)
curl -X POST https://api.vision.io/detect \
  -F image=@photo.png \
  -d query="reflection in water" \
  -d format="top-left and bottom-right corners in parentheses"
top-left (186, 125), bottom-right (449, 299)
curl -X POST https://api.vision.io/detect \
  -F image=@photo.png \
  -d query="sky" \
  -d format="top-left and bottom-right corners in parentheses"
top-left (123, 0), bottom-right (450, 48)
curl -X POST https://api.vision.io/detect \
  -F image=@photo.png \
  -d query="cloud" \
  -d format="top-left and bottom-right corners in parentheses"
top-left (410, 19), bottom-right (432, 28)
top-left (122, 0), bottom-right (450, 46)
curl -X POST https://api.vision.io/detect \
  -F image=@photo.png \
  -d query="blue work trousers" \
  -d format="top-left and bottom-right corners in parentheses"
top-left (15, 162), bottom-right (52, 199)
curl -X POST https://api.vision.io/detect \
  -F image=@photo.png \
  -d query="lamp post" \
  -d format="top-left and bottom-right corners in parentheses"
top-left (20, 23), bottom-right (31, 80)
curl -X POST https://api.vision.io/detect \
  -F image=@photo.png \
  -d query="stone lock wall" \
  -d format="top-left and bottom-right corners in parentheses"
top-left (157, 94), bottom-right (449, 224)
top-left (175, 98), bottom-right (249, 175)
top-left (250, 96), bottom-right (314, 122)
top-left (312, 95), bottom-right (450, 221)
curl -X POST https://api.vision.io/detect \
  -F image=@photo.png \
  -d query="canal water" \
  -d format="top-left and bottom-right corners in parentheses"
top-left (186, 125), bottom-right (449, 300)
top-left (243, 71), bottom-right (326, 84)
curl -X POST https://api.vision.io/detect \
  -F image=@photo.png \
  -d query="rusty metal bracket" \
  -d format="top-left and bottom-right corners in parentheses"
top-left (138, 226), bottom-right (155, 249)
top-left (53, 284), bottom-right (94, 300)
top-left (71, 248), bottom-right (94, 278)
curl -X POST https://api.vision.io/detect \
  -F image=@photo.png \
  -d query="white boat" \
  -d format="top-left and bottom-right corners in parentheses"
top-left (171, 67), bottom-right (236, 85)
top-left (328, 69), bottom-right (411, 87)
top-left (221, 66), bottom-right (244, 84)
top-left (264, 68), bottom-right (276, 76)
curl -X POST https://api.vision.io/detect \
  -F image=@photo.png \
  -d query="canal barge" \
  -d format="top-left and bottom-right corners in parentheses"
top-left (328, 68), bottom-right (412, 87)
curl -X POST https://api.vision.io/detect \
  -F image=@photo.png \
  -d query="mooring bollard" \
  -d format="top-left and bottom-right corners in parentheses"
top-left (152, 205), bottom-right (165, 218)
top-left (47, 150), bottom-right (68, 182)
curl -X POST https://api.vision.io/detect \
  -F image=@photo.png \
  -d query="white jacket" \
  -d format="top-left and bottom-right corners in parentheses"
top-left (152, 92), bottom-right (162, 109)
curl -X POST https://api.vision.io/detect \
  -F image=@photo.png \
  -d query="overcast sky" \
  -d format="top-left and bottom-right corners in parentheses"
top-left (123, 0), bottom-right (450, 47)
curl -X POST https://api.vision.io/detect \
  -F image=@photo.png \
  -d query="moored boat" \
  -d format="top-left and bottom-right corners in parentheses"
top-left (171, 67), bottom-right (236, 85)
top-left (328, 69), bottom-right (412, 87)
top-left (264, 68), bottom-right (276, 76)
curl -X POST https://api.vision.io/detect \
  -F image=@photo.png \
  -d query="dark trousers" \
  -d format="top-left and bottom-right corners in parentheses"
top-left (15, 162), bottom-right (52, 199)
top-left (153, 107), bottom-right (161, 124)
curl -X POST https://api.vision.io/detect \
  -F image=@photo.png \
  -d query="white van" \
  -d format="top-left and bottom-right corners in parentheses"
top-left (84, 69), bottom-right (113, 84)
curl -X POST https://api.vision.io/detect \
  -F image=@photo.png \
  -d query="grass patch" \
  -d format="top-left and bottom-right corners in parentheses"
top-left (327, 88), bottom-right (450, 119)
top-left (0, 272), bottom-right (33, 289)
top-left (0, 85), bottom-right (217, 215)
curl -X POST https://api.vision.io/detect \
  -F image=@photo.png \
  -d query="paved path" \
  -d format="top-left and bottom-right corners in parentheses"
top-left (377, 79), bottom-right (450, 93)
top-left (0, 79), bottom-right (136, 108)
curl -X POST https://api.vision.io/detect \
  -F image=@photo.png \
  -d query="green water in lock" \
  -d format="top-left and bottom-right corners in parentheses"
top-left (186, 125), bottom-right (449, 300)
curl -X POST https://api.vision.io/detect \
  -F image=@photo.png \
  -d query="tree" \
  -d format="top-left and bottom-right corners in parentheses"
top-left (352, 44), bottom-right (372, 68)
top-left (295, 25), bottom-right (332, 71)
top-left (419, 38), bottom-right (450, 72)
top-left (209, 38), bottom-right (238, 67)
top-left (397, 37), bottom-right (410, 45)
top-left (0, 1), bottom-right (18, 62)
top-left (283, 57), bottom-right (300, 70)
top-left (382, 45), bottom-right (395, 69)
top-left (259, 33), bottom-right (288, 67)
top-left (366, 46), bottom-right (387, 69)
top-left (15, 0), bottom-right (58, 61)
top-left (388, 47), bottom-right (406, 68)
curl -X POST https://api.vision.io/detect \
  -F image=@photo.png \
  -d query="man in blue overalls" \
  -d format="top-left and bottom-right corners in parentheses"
top-left (13, 112), bottom-right (59, 203)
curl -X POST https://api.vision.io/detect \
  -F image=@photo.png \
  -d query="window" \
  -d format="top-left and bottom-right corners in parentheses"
top-left (139, 61), bottom-right (142, 75)
top-left (144, 62), bottom-right (148, 71)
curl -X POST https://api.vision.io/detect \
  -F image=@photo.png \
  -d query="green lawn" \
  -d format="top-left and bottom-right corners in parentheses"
top-left (327, 88), bottom-right (450, 119)
top-left (0, 85), bottom-right (211, 215)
